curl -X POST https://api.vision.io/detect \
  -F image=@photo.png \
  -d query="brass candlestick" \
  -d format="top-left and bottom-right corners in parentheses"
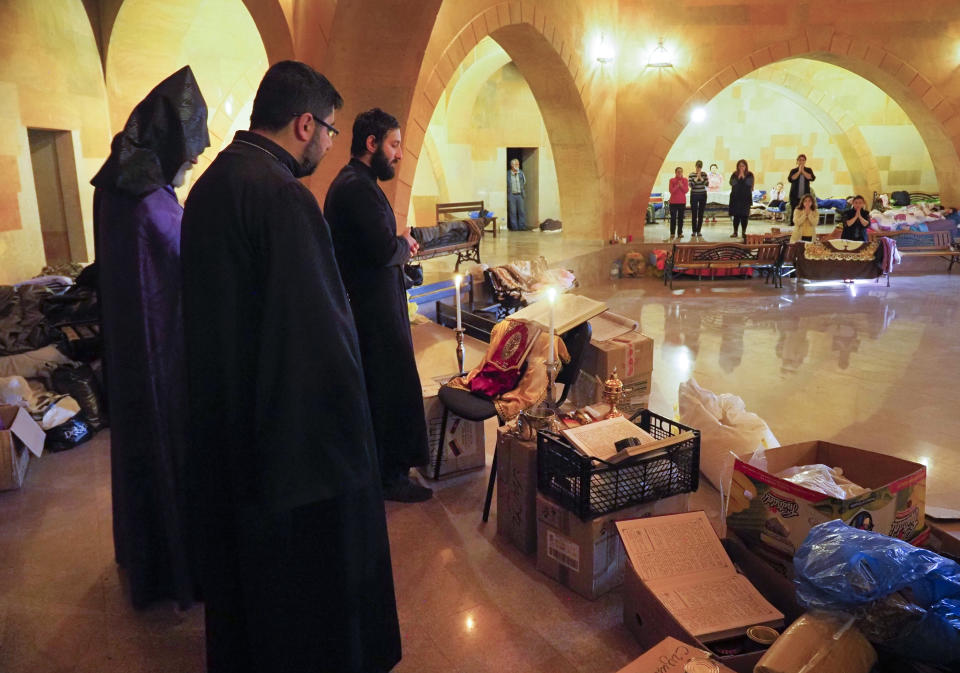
top-left (545, 359), bottom-right (559, 408)
top-left (455, 328), bottom-right (465, 375)
top-left (603, 368), bottom-right (624, 419)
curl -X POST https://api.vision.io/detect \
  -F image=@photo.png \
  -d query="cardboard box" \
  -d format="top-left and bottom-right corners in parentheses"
top-left (570, 371), bottom-right (651, 416)
top-left (615, 637), bottom-right (737, 673)
top-left (418, 395), bottom-right (485, 480)
top-left (0, 405), bottom-right (45, 491)
top-left (622, 534), bottom-right (802, 673)
top-left (584, 329), bottom-right (654, 382)
top-left (727, 441), bottom-right (927, 562)
top-left (536, 491), bottom-right (689, 600)
top-left (495, 427), bottom-right (538, 554)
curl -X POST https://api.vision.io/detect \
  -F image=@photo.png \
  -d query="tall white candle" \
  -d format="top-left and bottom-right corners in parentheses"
top-left (546, 287), bottom-right (557, 365)
top-left (454, 274), bottom-right (462, 330)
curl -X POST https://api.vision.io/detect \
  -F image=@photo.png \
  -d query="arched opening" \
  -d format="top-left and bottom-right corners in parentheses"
top-left (105, 0), bottom-right (270, 193)
top-left (402, 14), bottom-right (605, 239)
top-left (409, 37), bottom-right (562, 234)
top-left (653, 57), bottom-right (939, 238)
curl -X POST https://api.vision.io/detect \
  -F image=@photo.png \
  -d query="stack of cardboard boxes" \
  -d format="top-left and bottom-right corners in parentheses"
top-left (569, 325), bottom-right (654, 417)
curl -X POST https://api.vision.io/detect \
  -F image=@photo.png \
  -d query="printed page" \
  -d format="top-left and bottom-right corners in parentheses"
top-left (616, 511), bottom-right (733, 582)
top-left (647, 573), bottom-right (784, 641)
top-left (561, 416), bottom-right (656, 461)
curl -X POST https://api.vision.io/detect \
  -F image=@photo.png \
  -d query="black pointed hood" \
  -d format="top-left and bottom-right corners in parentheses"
top-left (92, 65), bottom-right (209, 196)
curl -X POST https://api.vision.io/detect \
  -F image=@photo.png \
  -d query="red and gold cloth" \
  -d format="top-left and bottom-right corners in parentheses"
top-left (448, 319), bottom-right (569, 421)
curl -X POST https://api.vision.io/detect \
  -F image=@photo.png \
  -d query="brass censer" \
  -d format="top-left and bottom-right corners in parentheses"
top-left (602, 368), bottom-right (624, 419)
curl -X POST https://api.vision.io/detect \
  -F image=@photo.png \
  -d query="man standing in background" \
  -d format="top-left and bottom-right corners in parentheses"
top-left (507, 157), bottom-right (528, 230)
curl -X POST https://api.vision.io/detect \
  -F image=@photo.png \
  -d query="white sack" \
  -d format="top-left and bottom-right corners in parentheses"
top-left (678, 378), bottom-right (779, 491)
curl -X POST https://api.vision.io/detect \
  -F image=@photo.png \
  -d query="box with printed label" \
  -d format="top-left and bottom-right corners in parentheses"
top-left (0, 405), bottom-right (45, 491)
top-left (615, 636), bottom-right (738, 673)
top-left (535, 491), bottom-right (689, 600)
top-left (727, 441), bottom-right (927, 563)
top-left (621, 529), bottom-right (801, 673)
top-left (417, 396), bottom-right (485, 480)
top-left (495, 427), bottom-right (538, 554)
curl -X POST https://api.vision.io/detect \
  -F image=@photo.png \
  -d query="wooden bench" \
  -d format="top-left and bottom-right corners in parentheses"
top-left (437, 200), bottom-right (497, 238)
top-left (869, 229), bottom-right (959, 272)
top-left (664, 242), bottom-right (784, 289)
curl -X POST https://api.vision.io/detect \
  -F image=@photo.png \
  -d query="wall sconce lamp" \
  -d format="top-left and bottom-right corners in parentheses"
top-left (647, 39), bottom-right (673, 68)
top-left (595, 34), bottom-right (614, 64)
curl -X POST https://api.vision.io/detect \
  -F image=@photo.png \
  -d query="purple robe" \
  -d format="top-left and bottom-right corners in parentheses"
top-left (95, 184), bottom-right (194, 608)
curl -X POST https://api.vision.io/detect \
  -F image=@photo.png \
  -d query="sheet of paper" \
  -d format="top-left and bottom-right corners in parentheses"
top-left (616, 511), bottom-right (733, 581)
top-left (648, 573), bottom-right (784, 641)
top-left (589, 311), bottom-right (639, 342)
top-left (561, 416), bottom-right (655, 461)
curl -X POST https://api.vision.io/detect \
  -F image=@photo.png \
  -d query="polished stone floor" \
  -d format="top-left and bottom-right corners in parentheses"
top-left (1, 258), bottom-right (958, 672)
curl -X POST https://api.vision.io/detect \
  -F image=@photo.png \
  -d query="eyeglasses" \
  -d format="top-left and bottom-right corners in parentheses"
top-left (294, 112), bottom-right (339, 138)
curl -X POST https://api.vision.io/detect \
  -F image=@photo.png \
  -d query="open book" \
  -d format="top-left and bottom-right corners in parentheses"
top-left (561, 416), bottom-right (694, 464)
top-left (616, 511), bottom-right (784, 642)
top-left (509, 294), bottom-right (607, 334)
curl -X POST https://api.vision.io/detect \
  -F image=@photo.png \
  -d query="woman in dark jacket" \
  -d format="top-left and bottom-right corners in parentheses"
top-left (728, 159), bottom-right (754, 239)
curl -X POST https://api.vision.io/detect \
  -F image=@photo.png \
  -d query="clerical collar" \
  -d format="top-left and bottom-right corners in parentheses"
top-left (232, 130), bottom-right (306, 177)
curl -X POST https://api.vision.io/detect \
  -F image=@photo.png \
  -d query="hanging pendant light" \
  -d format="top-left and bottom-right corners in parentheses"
top-left (648, 39), bottom-right (673, 68)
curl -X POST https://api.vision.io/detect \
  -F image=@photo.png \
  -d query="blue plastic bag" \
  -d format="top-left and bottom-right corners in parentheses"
top-left (794, 520), bottom-right (960, 667)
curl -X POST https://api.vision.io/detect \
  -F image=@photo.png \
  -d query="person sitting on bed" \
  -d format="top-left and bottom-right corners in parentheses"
top-left (791, 194), bottom-right (818, 243)
top-left (841, 195), bottom-right (871, 242)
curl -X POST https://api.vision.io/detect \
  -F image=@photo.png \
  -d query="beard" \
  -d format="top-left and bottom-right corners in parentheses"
top-left (371, 145), bottom-right (397, 181)
top-left (297, 130), bottom-right (324, 177)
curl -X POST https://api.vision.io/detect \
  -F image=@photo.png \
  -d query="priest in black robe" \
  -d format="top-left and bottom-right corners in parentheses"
top-left (325, 108), bottom-right (432, 502)
top-left (180, 62), bottom-right (401, 673)
top-left (92, 66), bottom-right (208, 609)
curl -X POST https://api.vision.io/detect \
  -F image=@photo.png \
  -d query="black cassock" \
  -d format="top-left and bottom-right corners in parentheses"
top-left (324, 159), bottom-right (429, 483)
top-left (180, 132), bottom-right (400, 673)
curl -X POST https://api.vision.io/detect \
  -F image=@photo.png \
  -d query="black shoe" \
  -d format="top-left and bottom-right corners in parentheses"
top-left (382, 476), bottom-right (433, 502)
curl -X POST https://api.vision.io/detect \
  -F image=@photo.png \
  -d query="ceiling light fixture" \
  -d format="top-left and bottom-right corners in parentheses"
top-left (691, 107), bottom-right (707, 123)
top-left (596, 34), bottom-right (614, 64)
top-left (647, 38), bottom-right (673, 68)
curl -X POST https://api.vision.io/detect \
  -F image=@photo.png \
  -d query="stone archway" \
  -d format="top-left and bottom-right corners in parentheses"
top-left (660, 33), bottom-right (960, 212)
top-left (744, 66), bottom-right (883, 199)
top-left (400, 3), bottom-right (606, 237)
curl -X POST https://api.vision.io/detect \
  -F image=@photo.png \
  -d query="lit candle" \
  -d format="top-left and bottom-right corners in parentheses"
top-left (454, 274), bottom-right (462, 330)
top-left (546, 287), bottom-right (557, 365)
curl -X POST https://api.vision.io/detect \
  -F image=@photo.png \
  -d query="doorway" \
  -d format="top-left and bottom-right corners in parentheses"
top-left (507, 147), bottom-right (539, 228)
top-left (28, 129), bottom-right (87, 265)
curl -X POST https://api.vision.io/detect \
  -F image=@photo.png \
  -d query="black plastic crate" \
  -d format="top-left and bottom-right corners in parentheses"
top-left (537, 409), bottom-right (700, 519)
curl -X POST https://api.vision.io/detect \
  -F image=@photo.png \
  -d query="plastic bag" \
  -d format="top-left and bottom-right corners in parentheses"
top-left (677, 378), bottom-right (779, 490)
top-left (794, 520), bottom-right (960, 668)
top-left (776, 464), bottom-right (868, 499)
top-left (44, 415), bottom-right (93, 452)
top-left (51, 363), bottom-right (107, 430)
